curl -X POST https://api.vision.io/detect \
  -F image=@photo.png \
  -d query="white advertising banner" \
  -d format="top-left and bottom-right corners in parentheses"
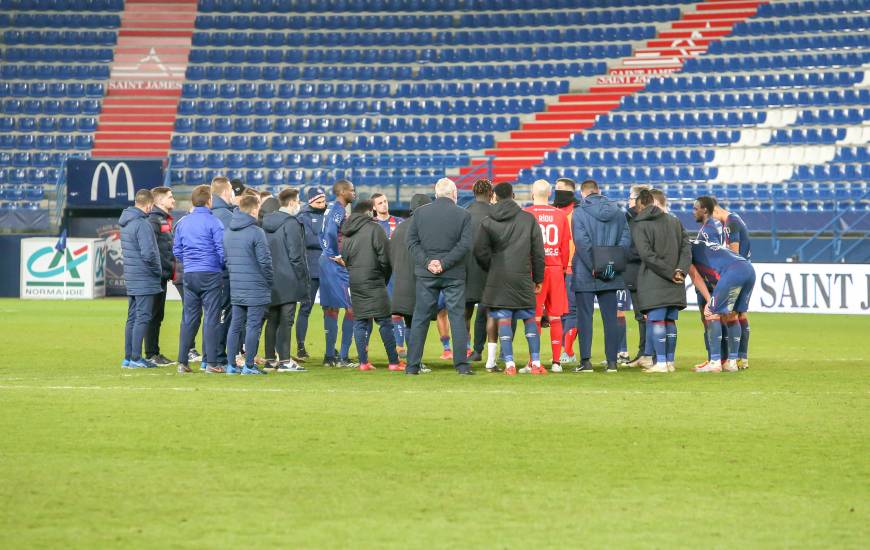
top-left (686, 263), bottom-right (870, 315)
top-left (20, 238), bottom-right (107, 299)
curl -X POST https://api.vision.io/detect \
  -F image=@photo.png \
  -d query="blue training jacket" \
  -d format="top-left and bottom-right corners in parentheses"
top-left (172, 206), bottom-right (225, 273)
top-left (119, 206), bottom-right (162, 296)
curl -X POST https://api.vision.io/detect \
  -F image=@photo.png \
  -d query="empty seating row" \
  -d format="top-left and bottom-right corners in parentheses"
top-left (570, 131), bottom-right (741, 148)
top-left (170, 134), bottom-right (494, 152)
top-left (197, 0), bottom-right (687, 14)
top-left (545, 149), bottom-right (715, 166)
top-left (191, 25), bottom-right (655, 48)
top-left (0, 117), bottom-right (97, 133)
top-left (2, 47), bottom-right (114, 63)
top-left (0, 0), bottom-right (122, 9)
top-left (791, 164), bottom-right (870, 181)
top-left (0, 201), bottom-right (43, 211)
top-left (2, 30), bottom-right (116, 46)
top-left (620, 89), bottom-right (870, 111)
top-left (0, 152), bottom-right (86, 168)
top-left (597, 111), bottom-right (766, 130)
top-left (731, 15), bottom-right (870, 36)
top-left (1, 99), bottom-right (101, 116)
top-left (185, 62), bottom-right (598, 83)
top-left (645, 70), bottom-right (864, 93)
top-left (0, 134), bottom-right (93, 150)
top-left (170, 152), bottom-right (471, 171)
top-left (0, 184), bottom-right (46, 200)
top-left (187, 44), bottom-right (630, 65)
top-left (0, 171), bottom-right (56, 187)
top-left (174, 116), bottom-right (520, 135)
top-left (756, 0), bottom-right (867, 17)
top-left (769, 127), bottom-right (847, 145)
top-left (0, 82), bottom-right (104, 98)
top-left (1, 12), bottom-right (119, 27)
top-left (182, 79), bottom-right (566, 100)
top-left (0, 65), bottom-right (111, 81)
top-left (710, 33), bottom-right (870, 55)
top-left (681, 50), bottom-right (869, 73)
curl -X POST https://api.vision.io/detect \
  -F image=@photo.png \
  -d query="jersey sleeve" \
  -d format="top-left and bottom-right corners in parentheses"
top-left (320, 208), bottom-right (342, 257)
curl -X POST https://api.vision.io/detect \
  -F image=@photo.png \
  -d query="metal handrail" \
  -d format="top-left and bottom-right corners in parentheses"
top-left (792, 188), bottom-right (870, 262)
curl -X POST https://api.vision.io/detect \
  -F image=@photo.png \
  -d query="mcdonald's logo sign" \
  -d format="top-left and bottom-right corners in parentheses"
top-left (90, 162), bottom-right (134, 202)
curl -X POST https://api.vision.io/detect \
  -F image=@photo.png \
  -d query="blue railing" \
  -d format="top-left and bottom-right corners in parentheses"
top-left (791, 188), bottom-right (870, 262)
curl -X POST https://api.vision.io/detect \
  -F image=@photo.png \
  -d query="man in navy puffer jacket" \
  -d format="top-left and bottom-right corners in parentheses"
top-left (119, 189), bottom-right (162, 369)
top-left (224, 195), bottom-right (273, 375)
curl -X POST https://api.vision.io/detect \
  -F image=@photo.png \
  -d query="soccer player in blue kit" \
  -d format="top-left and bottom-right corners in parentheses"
top-left (692, 196), bottom-right (727, 367)
top-left (715, 202), bottom-right (752, 369)
top-left (319, 180), bottom-right (358, 368)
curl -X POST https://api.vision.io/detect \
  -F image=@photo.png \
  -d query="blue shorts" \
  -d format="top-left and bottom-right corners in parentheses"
top-left (647, 306), bottom-right (679, 321)
top-left (318, 256), bottom-right (351, 309)
top-left (709, 261), bottom-right (755, 315)
top-left (488, 308), bottom-right (536, 321)
top-left (437, 291), bottom-right (446, 311)
top-left (616, 288), bottom-right (632, 311)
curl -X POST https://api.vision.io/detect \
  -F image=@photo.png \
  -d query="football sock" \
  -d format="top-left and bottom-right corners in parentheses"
top-left (548, 318), bottom-right (563, 363)
top-left (738, 317), bottom-right (750, 360)
top-left (323, 310), bottom-right (338, 360)
top-left (651, 320), bottom-right (667, 365)
top-left (391, 315), bottom-right (406, 349)
top-left (644, 321), bottom-right (654, 357)
top-left (523, 318), bottom-right (540, 363)
top-left (485, 342), bottom-right (498, 368)
top-left (340, 311), bottom-right (354, 360)
top-left (563, 327), bottom-right (578, 357)
top-left (497, 319), bottom-right (514, 363)
top-left (440, 335), bottom-right (451, 351)
top-left (617, 316), bottom-right (627, 353)
top-left (702, 318), bottom-right (711, 359)
top-left (726, 320), bottom-right (741, 361)
top-left (665, 320), bottom-right (677, 363)
top-left (708, 320), bottom-right (723, 362)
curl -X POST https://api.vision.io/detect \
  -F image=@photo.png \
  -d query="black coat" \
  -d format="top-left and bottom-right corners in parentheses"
top-left (341, 213), bottom-right (392, 319)
top-left (148, 206), bottom-right (175, 281)
top-left (389, 217), bottom-right (415, 316)
top-left (262, 210), bottom-right (310, 306)
top-left (464, 199), bottom-right (492, 303)
top-left (624, 205), bottom-right (642, 291)
top-left (474, 200), bottom-right (545, 310)
top-left (407, 197), bottom-right (472, 280)
top-left (631, 206), bottom-right (692, 313)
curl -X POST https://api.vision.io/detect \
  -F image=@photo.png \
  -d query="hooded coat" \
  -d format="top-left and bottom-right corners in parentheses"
top-left (631, 206), bottom-right (692, 312)
top-left (474, 199), bottom-right (545, 310)
top-left (341, 212), bottom-right (391, 319)
top-left (297, 204), bottom-right (325, 279)
top-left (148, 206), bottom-right (174, 281)
top-left (120, 206), bottom-right (162, 296)
top-left (389, 194), bottom-right (430, 316)
top-left (623, 205), bottom-right (642, 291)
top-left (571, 193), bottom-right (631, 293)
top-left (262, 210), bottom-right (309, 306)
top-left (463, 199), bottom-right (493, 303)
top-left (223, 211), bottom-right (273, 306)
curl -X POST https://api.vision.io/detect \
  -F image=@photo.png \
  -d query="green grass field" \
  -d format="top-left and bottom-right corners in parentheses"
top-left (0, 298), bottom-right (868, 548)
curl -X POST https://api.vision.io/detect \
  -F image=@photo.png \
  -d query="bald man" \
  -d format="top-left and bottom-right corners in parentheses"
top-left (523, 179), bottom-right (572, 372)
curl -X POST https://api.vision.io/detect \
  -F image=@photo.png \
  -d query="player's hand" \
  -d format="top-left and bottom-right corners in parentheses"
top-left (672, 270), bottom-right (685, 284)
top-left (534, 283), bottom-right (543, 294)
top-left (332, 256), bottom-right (345, 267)
top-left (703, 304), bottom-right (717, 320)
top-left (428, 259), bottom-right (443, 274)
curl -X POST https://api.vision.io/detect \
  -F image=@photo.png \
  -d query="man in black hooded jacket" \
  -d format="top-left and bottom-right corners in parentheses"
top-left (474, 182), bottom-right (546, 376)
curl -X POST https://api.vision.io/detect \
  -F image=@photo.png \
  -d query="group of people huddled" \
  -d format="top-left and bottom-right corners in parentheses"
top-left (119, 174), bottom-right (754, 376)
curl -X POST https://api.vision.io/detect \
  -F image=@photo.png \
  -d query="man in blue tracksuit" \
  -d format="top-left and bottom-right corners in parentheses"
top-left (210, 176), bottom-right (236, 367)
top-left (173, 184), bottom-right (226, 373)
top-left (571, 179), bottom-right (631, 373)
top-left (119, 189), bottom-right (162, 369)
top-left (294, 186), bottom-right (326, 360)
top-left (224, 195), bottom-right (273, 375)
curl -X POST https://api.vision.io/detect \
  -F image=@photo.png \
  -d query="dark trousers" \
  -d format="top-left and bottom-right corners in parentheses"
top-left (629, 289), bottom-right (647, 356)
top-left (144, 279), bottom-right (168, 357)
top-left (125, 293), bottom-right (156, 361)
top-left (472, 304), bottom-right (488, 353)
top-left (265, 302), bottom-right (297, 361)
top-left (175, 281), bottom-right (201, 354)
top-left (217, 275), bottom-right (232, 363)
top-left (575, 290), bottom-right (620, 363)
top-left (408, 276), bottom-right (469, 372)
top-left (178, 271), bottom-right (223, 366)
top-left (353, 316), bottom-right (399, 365)
top-left (295, 278), bottom-right (318, 350)
top-left (227, 304), bottom-right (267, 368)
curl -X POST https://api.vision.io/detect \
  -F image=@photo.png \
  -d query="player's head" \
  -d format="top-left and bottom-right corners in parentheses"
top-left (306, 187), bottom-right (327, 210)
top-left (150, 186), bottom-right (175, 212)
top-left (409, 193), bottom-right (431, 213)
top-left (134, 188), bottom-right (154, 212)
top-left (333, 179), bottom-right (355, 205)
top-left (258, 190), bottom-right (272, 201)
top-left (628, 184), bottom-right (650, 211)
top-left (352, 198), bottom-right (374, 216)
top-left (371, 193), bottom-right (389, 216)
top-left (636, 188), bottom-right (655, 210)
top-left (242, 188), bottom-right (261, 205)
top-left (493, 182), bottom-right (514, 201)
top-left (650, 189), bottom-right (667, 211)
top-left (238, 194), bottom-right (260, 219)
top-left (579, 179), bottom-right (599, 198)
top-left (531, 179), bottom-right (551, 201)
top-left (210, 176), bottom-right (233, 203)
top-left (694, 195), bottom-right (718, 223)
top-left (434, 177), bottom-right (457, 202)
top-left (555, 177), bottom-right (576, 191)
top-left (472, 178), bottom-right (493, 201)
top-left (190, 184), bottom-right (212, 209)
top-left (278, 188), bottom-right (301, 215)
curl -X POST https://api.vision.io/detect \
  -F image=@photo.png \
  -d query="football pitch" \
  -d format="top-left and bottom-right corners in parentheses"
top-left (0, 299), bottom-right (867, 548)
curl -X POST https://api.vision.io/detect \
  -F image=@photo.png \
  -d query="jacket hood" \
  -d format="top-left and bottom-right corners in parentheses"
top-left (580, 194), bottom-right (621, 222)
top-left (341, 213), bottom-right (373, 237)
top-left (229, 211), bottom-right (257, 231)
top-left (260, 197), bottom-right (280, 216)
top-left (490, 199), bottom-right (522, 222)
top-left (212, 194), bottom-right (233, 211)
top-left (149, 206), bottom-right (170, 220)
top-left (119, 206), bottom-right (147, 227)
top-left (552, 189), bottom-right (578, 208)
top-left (302, 204), bottom-right (326, 215)
top-left (634, 205), bottom-right (664, 222)
top-left (409, 193), bottom-right (432, 213)
top-left (262, 211), bottom-right (292, 233)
